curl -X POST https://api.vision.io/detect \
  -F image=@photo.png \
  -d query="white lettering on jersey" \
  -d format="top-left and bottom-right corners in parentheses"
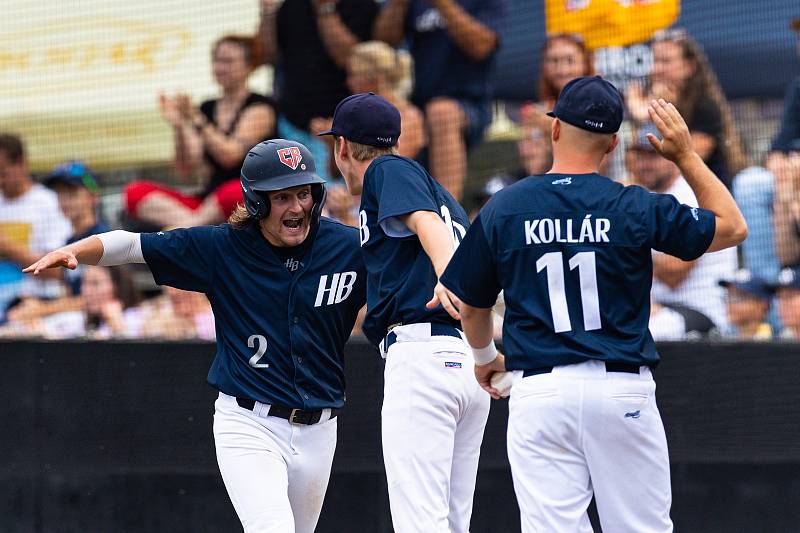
top-left (358, 210), bottom-right (370, 247)
top-left (441, 205), bottom-right (466, 249)
top-left (525, 215), bottom-right (611, 245)
top-left (315, 272), bottom-right (358, 307)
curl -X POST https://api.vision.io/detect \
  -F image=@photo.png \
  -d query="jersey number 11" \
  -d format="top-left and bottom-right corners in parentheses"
top-left (536, 251), bottom-right (601, 333)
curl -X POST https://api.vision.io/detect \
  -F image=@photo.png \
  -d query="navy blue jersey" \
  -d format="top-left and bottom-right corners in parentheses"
top-left (441, 173), bottom-right (715, 369)
top-left (140, 218), bottom-right (366, 409)
top-left (358, 155), bottom-right (469, 346)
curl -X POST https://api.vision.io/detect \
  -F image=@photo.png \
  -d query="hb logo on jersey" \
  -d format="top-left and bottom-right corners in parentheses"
top-left (277, 147), bottom-right (303, 170)
top-left (314, 272), bottom-right (358, 307)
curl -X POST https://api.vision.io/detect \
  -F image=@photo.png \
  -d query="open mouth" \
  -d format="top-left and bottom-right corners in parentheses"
top-left (282, 217), bottom-right (304, 230)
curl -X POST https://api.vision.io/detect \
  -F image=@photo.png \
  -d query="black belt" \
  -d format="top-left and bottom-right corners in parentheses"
top-left (382, 323), bottom-right (461, 353)
top-left (235, 398), bottom-right (338, 425)
top-left (522, 361), bottom-right (647, 378)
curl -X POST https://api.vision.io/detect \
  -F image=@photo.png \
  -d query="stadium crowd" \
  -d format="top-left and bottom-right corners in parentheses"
top-left (0, 3), bottom-right (799, 342)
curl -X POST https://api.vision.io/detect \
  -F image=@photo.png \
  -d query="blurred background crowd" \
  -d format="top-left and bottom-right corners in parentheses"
top-left (1, 0), bottom-right (799, 342)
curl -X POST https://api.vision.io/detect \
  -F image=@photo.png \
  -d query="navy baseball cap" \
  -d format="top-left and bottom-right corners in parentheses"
top-left (44, 160), bottom-right (99, 193)
top-left (629, 123), bottom-right (661, 152)
top-left (547, 76), bottom-right (624, 134)
top-left (718, 269), bottom-right (771, 300)
top-left (317, 93), bottom-right (401, 147)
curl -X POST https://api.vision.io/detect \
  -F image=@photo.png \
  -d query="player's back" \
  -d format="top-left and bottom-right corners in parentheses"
top-left (481, 172), bottom-right (714, 368)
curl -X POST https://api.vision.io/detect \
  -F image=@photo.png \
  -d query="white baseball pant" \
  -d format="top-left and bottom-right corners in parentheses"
top-left (381, 323), bottom-right (491, 533)
top-left (213, 392), bottom-right (338, 533)
top-left (507, 360), bottom-right (673, 533)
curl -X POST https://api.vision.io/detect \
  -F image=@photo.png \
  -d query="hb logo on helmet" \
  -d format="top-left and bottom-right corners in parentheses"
top-left (277, 147), bottom-right (304, 170)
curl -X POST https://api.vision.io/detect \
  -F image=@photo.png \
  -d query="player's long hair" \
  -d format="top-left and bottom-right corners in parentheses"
top-left (652, 29), bottom-right (747, 174)
top-left (228, 204), bottom-right (254, 229)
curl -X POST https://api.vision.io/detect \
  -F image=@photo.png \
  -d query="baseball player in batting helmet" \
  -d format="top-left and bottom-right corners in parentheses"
top-left (25, 138), bottom-right (367, 533)
top-left (442, 77), bottom-right (747, 532)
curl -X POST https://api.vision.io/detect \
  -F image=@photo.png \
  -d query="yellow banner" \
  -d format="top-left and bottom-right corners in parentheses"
top-left (545, 0), bottom-right (680, 50)
top-left (0, 1), bottom-right (268, 172)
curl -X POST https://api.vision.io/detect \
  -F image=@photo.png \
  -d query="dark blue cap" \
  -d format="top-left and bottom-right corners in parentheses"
top-left (719, 269), bottom-right (771, 300)
top-left (44, 160), bottom-right (99, 193)
top-left (547, 76), bottom-right (624, 134)
top-left (317, 93), bottom-right (401, 147)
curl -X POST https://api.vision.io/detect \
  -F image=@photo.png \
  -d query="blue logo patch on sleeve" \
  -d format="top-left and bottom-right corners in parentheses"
top-left (445, 361), bottom-right (462, 369)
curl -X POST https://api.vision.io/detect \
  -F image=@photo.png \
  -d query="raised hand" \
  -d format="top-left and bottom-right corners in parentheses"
top-left (646, 98), bottom-right (694, 165)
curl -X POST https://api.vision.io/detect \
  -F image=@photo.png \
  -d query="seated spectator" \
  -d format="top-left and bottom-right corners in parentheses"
top-left (0, 133), bottom-right (71, 321)
top-left (718, 269), bottom-right (773, 340)
top-left (125, 35), bottom-right (275, 229)
top-left (260, 0), bottom-right (378, 181)
top-left (45, 161), bottom-right (111, 293)
top-left (521, 33), bottom-right (594, 136)
top-left (638, 28), bottom-right (747, 188)
top-left (774, 152), bottom-right (800, 267)
top-left (312, 41), bottom-right (426, 161)
top-left (773, 266), bottom-right (800, 339)
top-left (628, 124), bottom-right (737, 331)
top-left (374, 0), bottom-right (506, 200)
top-left (0, 264), bottom-right (143, 339)
top-left (140, 286), bottom-right (215, 341)
top-left (766, 17), bottom-right (800, 178)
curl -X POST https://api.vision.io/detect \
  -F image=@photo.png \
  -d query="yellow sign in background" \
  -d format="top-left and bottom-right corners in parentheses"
top-left (0, 1), bottom-right (267, 172)
top-left (545, 0), bottom-right (680, 50)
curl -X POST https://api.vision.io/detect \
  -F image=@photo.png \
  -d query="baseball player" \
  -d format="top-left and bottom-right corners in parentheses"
top-left (441, 77), bottom-right (748, 532)
top-left (318, 93), bottom-right (490, 533)
top-left (24, 140), bottom-right (367, 533)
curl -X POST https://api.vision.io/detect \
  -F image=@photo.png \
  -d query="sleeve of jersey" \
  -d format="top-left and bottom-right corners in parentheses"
top-left (647, 192), bottom-right (716, 261)
top-left (440, 215), bottom-right (500, 308)
top-left (375, 160), bottom-right (439, 224)
top-left (140, 227), bottom-right (216, 293)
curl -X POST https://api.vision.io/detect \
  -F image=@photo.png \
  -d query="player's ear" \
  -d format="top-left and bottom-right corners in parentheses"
top-left (606, 133), bottom-right (619, 155)
top-left (551, 119), bottom-right (560, 143)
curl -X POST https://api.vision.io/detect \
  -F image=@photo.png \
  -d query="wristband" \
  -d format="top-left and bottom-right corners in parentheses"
top-left (471, 340), bottom-right (498, 366)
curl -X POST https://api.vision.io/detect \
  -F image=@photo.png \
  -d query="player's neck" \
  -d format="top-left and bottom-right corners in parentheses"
top-left (547, 163), bottom-right (600, 175)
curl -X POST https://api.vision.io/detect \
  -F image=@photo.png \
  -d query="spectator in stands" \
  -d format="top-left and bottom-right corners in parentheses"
top-left (125, 35), bottom-right (275, 229)
top-left (259, 0), bottom-right (378, 180)
top-left (140, 286), bottom-right (215, 341)
top-left (521, 33), bottom-right (594, 135)
top-left (767, 17), bottom-right (800, 175)
top-left (638, 28), bottom-right (747, 188)
top-left (772, 266), bottom-right (800, 339)
top-left (0, 264), bottom-right (142, 339)
top-left (312, 41), bottom-right (425, 161)
top-left (0, 133), bottom-right (71, 321)
top-left (629, 123), bottom-right (737, 332)
top-left (718, 269), bottom-right (773, 340)
top-left (374, 0), bottom-right (506, 200)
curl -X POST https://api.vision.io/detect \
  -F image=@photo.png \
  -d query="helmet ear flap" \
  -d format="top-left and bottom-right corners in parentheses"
top-left (243, 184), bottom-right (270, 219)
top-left (311, 184), bottom-right (326, 225)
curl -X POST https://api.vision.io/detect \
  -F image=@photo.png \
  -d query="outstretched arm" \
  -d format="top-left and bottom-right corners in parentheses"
top-left (24, 231), bottom-right (145, 276)
top-left (647, 99), bottom-right (747, 252)
top-left (429, 0), bottom-right (498, 61)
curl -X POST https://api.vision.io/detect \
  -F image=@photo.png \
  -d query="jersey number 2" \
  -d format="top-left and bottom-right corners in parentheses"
top-left (536, 251), bottom-right (601, 333)
top-left (248, 335), bottom-right (269, 368)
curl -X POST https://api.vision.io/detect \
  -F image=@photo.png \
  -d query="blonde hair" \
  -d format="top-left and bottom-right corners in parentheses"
top-left (228, 204), bottom-right (255, 229)
top-left (335, 137), bottom-right (398, 162)
top-left (351, 41), bottom-right (414, 99)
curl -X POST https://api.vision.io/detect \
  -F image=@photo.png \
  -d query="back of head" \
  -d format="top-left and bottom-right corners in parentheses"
top-left (0, 133), bottom-right (24, 164)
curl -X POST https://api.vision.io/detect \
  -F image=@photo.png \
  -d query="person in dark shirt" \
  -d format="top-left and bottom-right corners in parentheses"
top-left (374, 0), bottom-right (506, 200)
top-left (125, 35), bottom-right (275, 228)
top-left (45, 160), bottom-right (111, 295)
top-left (259, 0), bottom-right (379, 180)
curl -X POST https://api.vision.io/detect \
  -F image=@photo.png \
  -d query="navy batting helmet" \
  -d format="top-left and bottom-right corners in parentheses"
top-left (240, 139), bottom-right (326, 221)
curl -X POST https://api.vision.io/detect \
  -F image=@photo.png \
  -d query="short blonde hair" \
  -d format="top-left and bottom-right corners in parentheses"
top-left (335, 137), bottom-right (397, 162)
top-left (350, 41), bottom-right (413, 99)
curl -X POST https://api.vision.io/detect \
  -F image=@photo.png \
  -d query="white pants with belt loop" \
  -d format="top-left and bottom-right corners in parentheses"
top-left (507, 360), bottom-right (673, 533)
top-left (213, 392), bottom-right (338, 533)
top-left (381, 323), bottom-right (491, 533)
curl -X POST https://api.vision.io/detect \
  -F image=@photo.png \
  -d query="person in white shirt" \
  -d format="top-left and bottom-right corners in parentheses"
top-left (629, 124), bottom-right (737, 331)
top-left (0, 134), bottom-right (72, 318)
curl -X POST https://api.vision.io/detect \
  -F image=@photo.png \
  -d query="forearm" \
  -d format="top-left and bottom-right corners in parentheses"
top-left (410, 213), bottom-right (455, 277)
top-left (316, 10), bottom-right (361, 69)
top-left (774, 179), bottom-right (800, 266)
top-left (653, 255), bottom-right (693, 288)
top-left (676, 152), bottom-right (747, 251)
top-left (258, 7), bottom-right (279, 64)
top-left (173, 124), bottom-right (201, 178)
top-left (461, 304), bottom-right (493, 349)
top-left (430, 0), bottom-right (497, 61)
top-left (373, 0), bottom-right (409, 46)
top-left (197, 125), bottom-right (247, 168)
top-left (3, 243), bottom-right (62, 279)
